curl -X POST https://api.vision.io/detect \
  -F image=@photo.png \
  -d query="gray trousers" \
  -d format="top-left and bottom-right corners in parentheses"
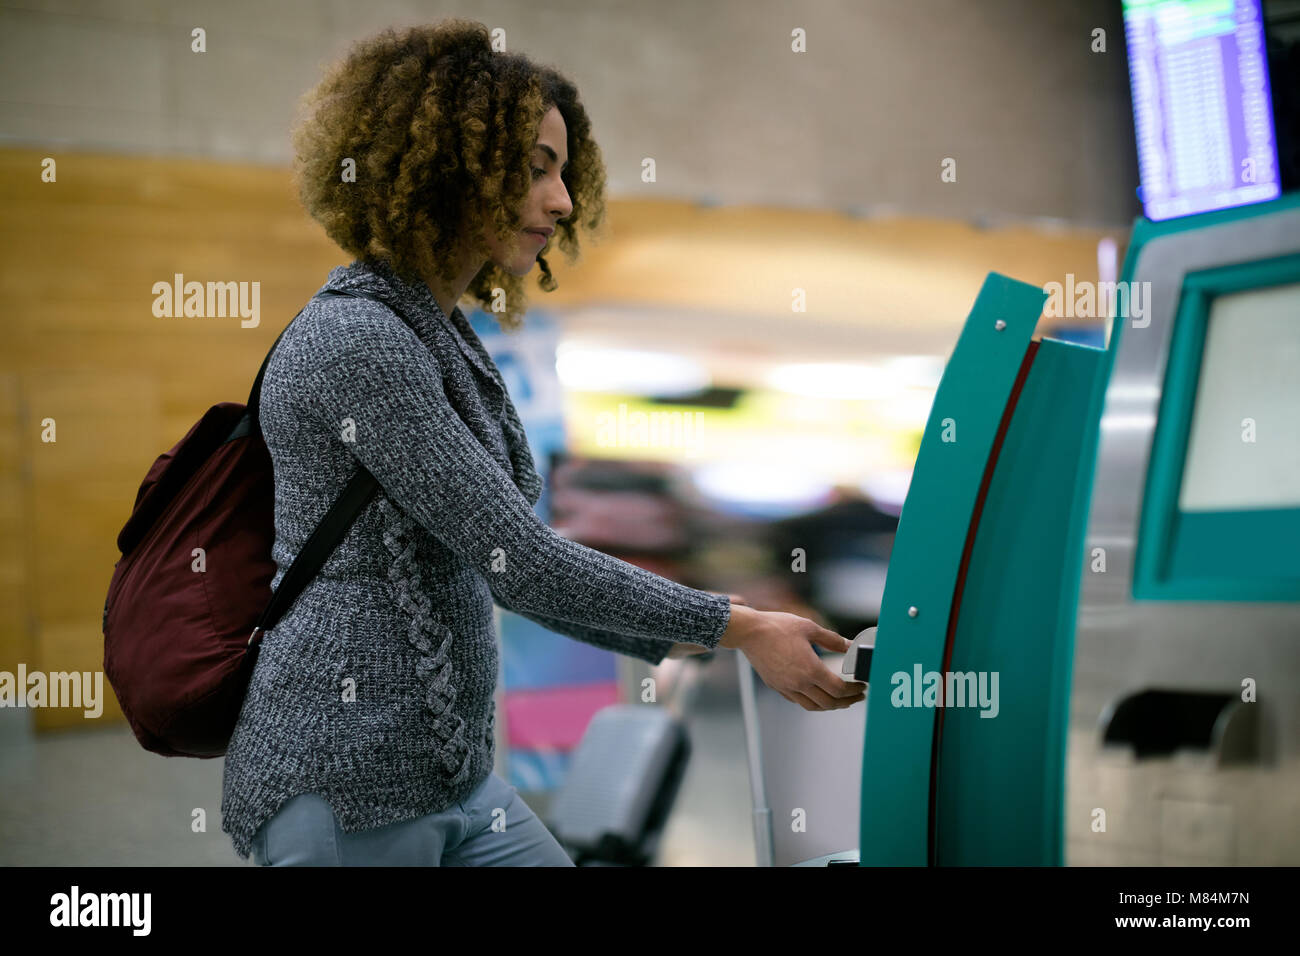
top-left (249, 772), bottom-right (575, 866)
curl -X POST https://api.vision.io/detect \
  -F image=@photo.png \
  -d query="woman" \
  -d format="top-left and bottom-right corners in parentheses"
top-left (221, 18), bottom-right (865, 867)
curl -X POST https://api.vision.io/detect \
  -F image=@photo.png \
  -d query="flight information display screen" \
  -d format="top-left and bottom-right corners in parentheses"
top-left (1123, 0), bottom-right (1281, 221)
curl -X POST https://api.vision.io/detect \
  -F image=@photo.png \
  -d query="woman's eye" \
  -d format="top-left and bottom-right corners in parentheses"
top-left (531, 167), bottom-right (546, 179)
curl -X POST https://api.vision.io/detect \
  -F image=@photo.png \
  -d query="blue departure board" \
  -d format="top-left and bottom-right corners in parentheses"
top-left (1123, 0), bottom-right (1281, 220)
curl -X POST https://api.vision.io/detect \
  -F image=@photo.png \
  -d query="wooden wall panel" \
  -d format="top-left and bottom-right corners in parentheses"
top-left (0, 371), bottom-right (30, 686)
top-left (0, 145), bottom-right (1108, 735)
top-left (0, 147), bottom-right (347, 733)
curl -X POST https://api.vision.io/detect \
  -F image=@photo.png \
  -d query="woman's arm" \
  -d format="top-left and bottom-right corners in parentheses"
top-left (491, 588), bottom-right (754, 662)
top-left (490, 598), bottom-right (673, 664)
top-left (490, 590), bottom-right (749, 663)
top-left (299, 304), bottom-right (732, 650)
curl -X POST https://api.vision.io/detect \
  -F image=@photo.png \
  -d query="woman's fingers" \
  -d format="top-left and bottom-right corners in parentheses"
top-left (789, 684), bottom-right (864, 711)
top-left (799, 618), bottom-right (865, 698)
top-left (779, 689), bottom-right (821, 711)
top-left (807, 623), bottom-right (852, 654)
top-left (802, 683), bottom-right (863, 710)
top-left (812, 666), bottom-right (868, 699)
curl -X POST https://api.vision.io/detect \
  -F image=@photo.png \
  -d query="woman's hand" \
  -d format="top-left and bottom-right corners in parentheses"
top-left (720, 604), bottom-right (866, 711)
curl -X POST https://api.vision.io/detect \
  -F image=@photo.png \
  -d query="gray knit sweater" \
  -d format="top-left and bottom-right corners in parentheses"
top-left (220, 257), bottom-right (733, 860)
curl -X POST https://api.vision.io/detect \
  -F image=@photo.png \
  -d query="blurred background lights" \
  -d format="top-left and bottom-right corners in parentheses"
top-left (763, 356), bottom-right (943, 401)
top-left (882, 355), bottom-right (946, 388)
top-left (693, 462), bottom-right (832, 512)
top-left (555, 343), bottom-right (712, 396)
top-left (764, 362), bottom-right (902, 400)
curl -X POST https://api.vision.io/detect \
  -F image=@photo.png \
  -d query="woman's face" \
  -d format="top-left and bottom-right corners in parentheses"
top-left (481, 105), bottom-right (574, 276)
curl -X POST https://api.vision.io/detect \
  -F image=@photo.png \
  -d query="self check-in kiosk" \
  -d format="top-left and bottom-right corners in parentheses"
top-left (735, 0), bottom-right (1298, 866)
top-left (853, 191), bottom-right (1300, 866)
top-left (844, 0), bottom-right (1300, 868)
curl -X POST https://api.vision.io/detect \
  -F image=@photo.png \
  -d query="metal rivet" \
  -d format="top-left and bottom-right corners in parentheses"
top-left (994, 319), bottom-right (1007, 331)
top-left (907, 606), bottom-right (919, 618)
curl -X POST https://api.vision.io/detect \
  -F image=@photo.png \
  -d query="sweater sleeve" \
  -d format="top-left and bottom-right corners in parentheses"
top-left (492, 599), bottom-right (674, 666)
top-left (299, 307), bottom-right (733, 651)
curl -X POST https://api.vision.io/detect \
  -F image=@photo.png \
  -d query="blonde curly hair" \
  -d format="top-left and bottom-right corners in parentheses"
top-left (290, 18), bottom-right (607, 330)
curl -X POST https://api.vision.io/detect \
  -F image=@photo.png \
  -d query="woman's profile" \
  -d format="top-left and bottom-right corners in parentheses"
top-left (221, 17), bottom-right (865, 867)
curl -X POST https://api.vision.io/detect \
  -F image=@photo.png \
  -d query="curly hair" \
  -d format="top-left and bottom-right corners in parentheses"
top-left (290, 19), bottom-right (607, 330)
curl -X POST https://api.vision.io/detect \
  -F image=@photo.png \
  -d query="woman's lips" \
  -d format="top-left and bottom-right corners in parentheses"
top-left (524, 230), bottom-right (548, 244)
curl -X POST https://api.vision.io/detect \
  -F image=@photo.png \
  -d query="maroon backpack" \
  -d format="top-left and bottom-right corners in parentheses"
top-left (103, 289), bottom-right (379, 758)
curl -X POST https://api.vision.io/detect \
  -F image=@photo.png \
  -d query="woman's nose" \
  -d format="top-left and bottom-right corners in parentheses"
top-left (549, 184), bottom-right (573, 220)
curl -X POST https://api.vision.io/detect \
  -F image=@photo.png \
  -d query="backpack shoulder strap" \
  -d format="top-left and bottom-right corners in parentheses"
top-left (245, 287), bottom-right (385, 647)
top-left (249, 464), bottom-right (378, 645)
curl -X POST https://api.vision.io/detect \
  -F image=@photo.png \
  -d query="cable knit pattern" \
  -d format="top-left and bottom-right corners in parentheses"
top-left (379, 496), bottom-right (473, 786)
top-left (219, 256), bottom-right (733, 861)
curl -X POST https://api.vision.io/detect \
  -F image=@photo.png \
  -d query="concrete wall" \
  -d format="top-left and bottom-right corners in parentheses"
top-left (0, 0), bottom-right (1140, 228)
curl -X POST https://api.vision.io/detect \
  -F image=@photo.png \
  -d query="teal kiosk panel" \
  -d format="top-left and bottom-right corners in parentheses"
top-left (857, 273), bottom-right (1104, 865)
top-left (936, 337), bottom-right (1102, 865)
